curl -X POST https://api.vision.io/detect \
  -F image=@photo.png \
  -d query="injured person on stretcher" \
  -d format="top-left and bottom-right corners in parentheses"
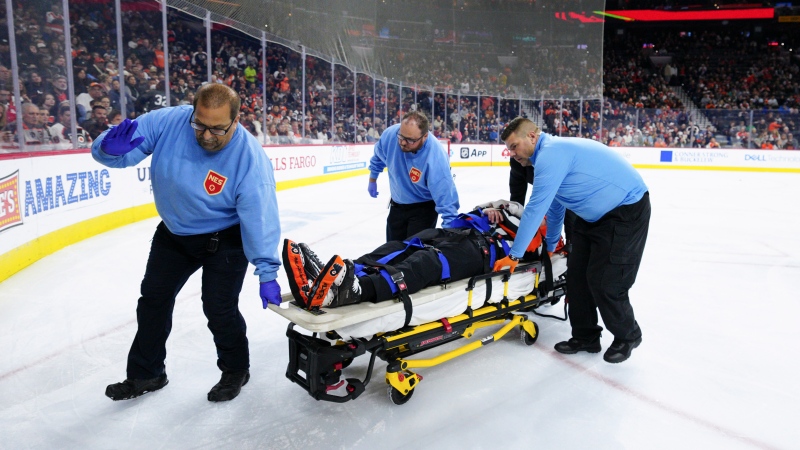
top-left (282, 199), bottom-right (565, 312)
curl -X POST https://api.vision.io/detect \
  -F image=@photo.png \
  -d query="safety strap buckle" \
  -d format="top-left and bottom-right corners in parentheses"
top-left (391, 271), bottom-right (408, 291)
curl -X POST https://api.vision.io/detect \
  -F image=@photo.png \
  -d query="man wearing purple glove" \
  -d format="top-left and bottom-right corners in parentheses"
top-left (368, 110), bottom-right (459, 242)
top-left (92, 83), bottom-right (281, 403)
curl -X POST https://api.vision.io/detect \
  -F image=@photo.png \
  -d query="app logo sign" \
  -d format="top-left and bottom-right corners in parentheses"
top-left (0, 170), bottom-right (22, 233)
top-left (460, 147), bottom-right (488, 159)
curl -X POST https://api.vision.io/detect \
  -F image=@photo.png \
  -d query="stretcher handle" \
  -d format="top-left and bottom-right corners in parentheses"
top-left (466, 262), bottom-right (541, 290)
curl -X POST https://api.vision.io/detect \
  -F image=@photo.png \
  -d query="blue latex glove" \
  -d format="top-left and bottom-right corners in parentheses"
top-left (100, 118), bottom-right (145, 156)
top-left (260, 280), bottom-right (281, 308)
top-left (368, 180), bottom-right (379, 198)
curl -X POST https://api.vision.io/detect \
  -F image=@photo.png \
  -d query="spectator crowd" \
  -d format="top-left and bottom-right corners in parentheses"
top-left (0, 1), bottom-right (797, 151)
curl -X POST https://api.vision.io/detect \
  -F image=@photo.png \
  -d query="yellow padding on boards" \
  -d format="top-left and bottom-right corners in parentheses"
top-left (0, 203), bottom-right (158, 282)
top-left (0, 169), bottom-right (370, 283)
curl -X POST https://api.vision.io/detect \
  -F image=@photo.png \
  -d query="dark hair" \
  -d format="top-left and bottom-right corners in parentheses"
top-left (108, 109), bottom-right (122, 121)
top-left (402, 110), bottom-right (430, 136)
top-left (500, 116), bottom-right (539, 142)
top-left (193, 83), bottom-right (240, 120)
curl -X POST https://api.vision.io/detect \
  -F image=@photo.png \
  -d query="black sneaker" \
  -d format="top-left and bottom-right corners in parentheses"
top-left (333, 259), bottom-right (361, 307)
top-left (298, 243), bottom-right (324, 281)
top-left (208, 370), bottom-right (250, 402)
top-left (105, 374), bottom-right (169, 401)
top-left (603, 337), bottom-right (642, 363)
top-left (554, 336), bottom-right (602, 354)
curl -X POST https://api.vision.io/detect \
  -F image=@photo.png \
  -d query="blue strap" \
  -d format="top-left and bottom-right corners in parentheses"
top-left (355, 238), bottom-right (425, 278)
top-left (380, 270), bottom-right (398, 294)
top-left (355, 262), bottom-right (366, 277)
top-left (437, 250), bottom-right (450, 281)
top-left (499, 236), bottom-right (510, 256)
top-left (358, 237), bottom-right (451, 292)
top-left (448, 211), bottom-right (492, 233)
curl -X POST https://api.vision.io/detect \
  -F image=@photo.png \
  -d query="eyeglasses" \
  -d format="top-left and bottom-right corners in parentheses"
top-left (397, 132), bottom-right (424, 145)
top-left (189, 111), bottom-right (235, 136)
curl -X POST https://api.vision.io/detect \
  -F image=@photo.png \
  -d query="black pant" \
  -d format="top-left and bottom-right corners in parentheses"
top-left (564, 209), bottom-right (577, 247)
top-left (386, 199), bottom-right (438, 242)
top-left (567, 193), bottom-right (650, 342)
top-left (127, 222), bottom-right (250, 379)
top-left (358, 228), bottom-right (488, 303)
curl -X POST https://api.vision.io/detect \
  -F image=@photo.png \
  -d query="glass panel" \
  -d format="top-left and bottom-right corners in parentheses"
top-left (445, 92), bottom-right (459, 142)
top-left (478, 95), bottom-right (497, 142)
top-left (209, 18), bottom-right (262, 141)
top-left (386, 82), bottom-right (399, 128)
top-left (13, 0), bottom-right (74, 150)
top-left (416, 85), bottom-right (433, 127)
top-left (0, 0), bottom-right (17, 152)
top-left (459, 94), bottom-right (478, 143)
top-left (120, 0), bottom-right (165, 123)
top-left (432, 91), bottom-right (446, 140)
top-left (332, 63), bottom-right (353, 142)
top-left (399, 85), bottom-right (413, 118)
top-left (304, 53), bottom-right (331, 143)
top-left (354, 72), bottom-right (373, 143)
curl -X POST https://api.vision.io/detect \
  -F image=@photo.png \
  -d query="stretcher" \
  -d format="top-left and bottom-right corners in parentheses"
top-left (269, 255), bottom-right (567, 405)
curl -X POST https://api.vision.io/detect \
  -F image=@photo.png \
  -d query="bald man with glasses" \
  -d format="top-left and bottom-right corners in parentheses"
top-left (92, 83), bottom-right (281, 403)
top-left (367, 110), bottom-right (460, 242)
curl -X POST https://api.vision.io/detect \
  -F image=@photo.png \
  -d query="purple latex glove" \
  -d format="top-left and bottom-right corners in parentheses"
top-left (260, 280), bottom-right (281, 308)
top-left (368, 180), bottom-right (379, 198)
top-left (100, 119), bottom-right (145, 156)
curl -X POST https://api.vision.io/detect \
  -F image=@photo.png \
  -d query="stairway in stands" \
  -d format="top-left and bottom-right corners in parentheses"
top-left (670, 86), bottom-right (714, 130)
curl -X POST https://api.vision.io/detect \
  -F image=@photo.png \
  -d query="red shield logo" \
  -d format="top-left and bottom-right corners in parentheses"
top-left (409, 167), bottom-right (422, 183)
top-left (204, 170), bottom-right (227, 195)
top-left (502, 149), bottom-right (510, 157)
top-left (0, 170), bottom-right (22, 233)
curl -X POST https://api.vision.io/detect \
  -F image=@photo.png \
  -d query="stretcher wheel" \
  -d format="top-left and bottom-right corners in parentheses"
top-left (521, 321), bottom-right (540, 346)
top-left (388, 386), bottom-right (415, 405)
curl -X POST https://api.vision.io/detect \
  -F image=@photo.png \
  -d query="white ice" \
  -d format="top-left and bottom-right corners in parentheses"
top-left (1, 167), bottom-right (799, 450)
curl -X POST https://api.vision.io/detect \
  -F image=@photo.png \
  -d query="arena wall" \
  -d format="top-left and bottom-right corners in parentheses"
top-left (2, 143), bottom-right (799, 282)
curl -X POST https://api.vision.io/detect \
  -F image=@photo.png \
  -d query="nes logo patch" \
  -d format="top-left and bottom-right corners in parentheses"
top-left (204, 170), bottom-right (227, 195)
top-left (409, 167), bottom-right (422, 183)
top-left (0, 170), bottom-right (22, 233)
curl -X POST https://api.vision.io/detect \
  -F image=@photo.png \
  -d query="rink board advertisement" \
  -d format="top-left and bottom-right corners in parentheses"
top-left (267, 144), bottom-right (368, 182)
top-left (2, 144), bottom-right (800, 282)
top-left (611, 147), bottom-right (800, 170)
top-left (0, 153), bottom-right (154, 258)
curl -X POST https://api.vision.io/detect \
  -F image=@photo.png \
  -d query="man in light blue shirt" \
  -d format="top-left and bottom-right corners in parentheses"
top-left (494, 118), bottom-right (651, 364)
top-left (92, 84), bottom-right (281, 402)
top-left (368, 110), bottom-right (459, 241)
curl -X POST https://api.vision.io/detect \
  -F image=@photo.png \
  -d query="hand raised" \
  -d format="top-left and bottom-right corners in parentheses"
top-left (100, 119), bottom-right (145, 156)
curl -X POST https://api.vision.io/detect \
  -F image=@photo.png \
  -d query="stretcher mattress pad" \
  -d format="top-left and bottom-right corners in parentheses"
top-left (270, 256), bottom-right (567, 338)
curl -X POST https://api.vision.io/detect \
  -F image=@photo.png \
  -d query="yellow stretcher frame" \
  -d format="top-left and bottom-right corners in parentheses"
top-left (284, 261), bottom-right (566, 405)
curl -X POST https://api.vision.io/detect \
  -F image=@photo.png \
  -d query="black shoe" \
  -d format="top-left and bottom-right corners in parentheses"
top-left (105, 374), bottom-right (168, 401)
top-left (603, 337), bottom-right (642, 363)
top-left (298, 243), bottom-right (324, 281)
top-left (207, 370), bottom-right (250, 402)
top-left (554, 337), bottom-right (602, 354)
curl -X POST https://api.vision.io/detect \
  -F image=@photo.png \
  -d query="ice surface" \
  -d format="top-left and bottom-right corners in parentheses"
top-left (1, 167), bottom-right (798, 449)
